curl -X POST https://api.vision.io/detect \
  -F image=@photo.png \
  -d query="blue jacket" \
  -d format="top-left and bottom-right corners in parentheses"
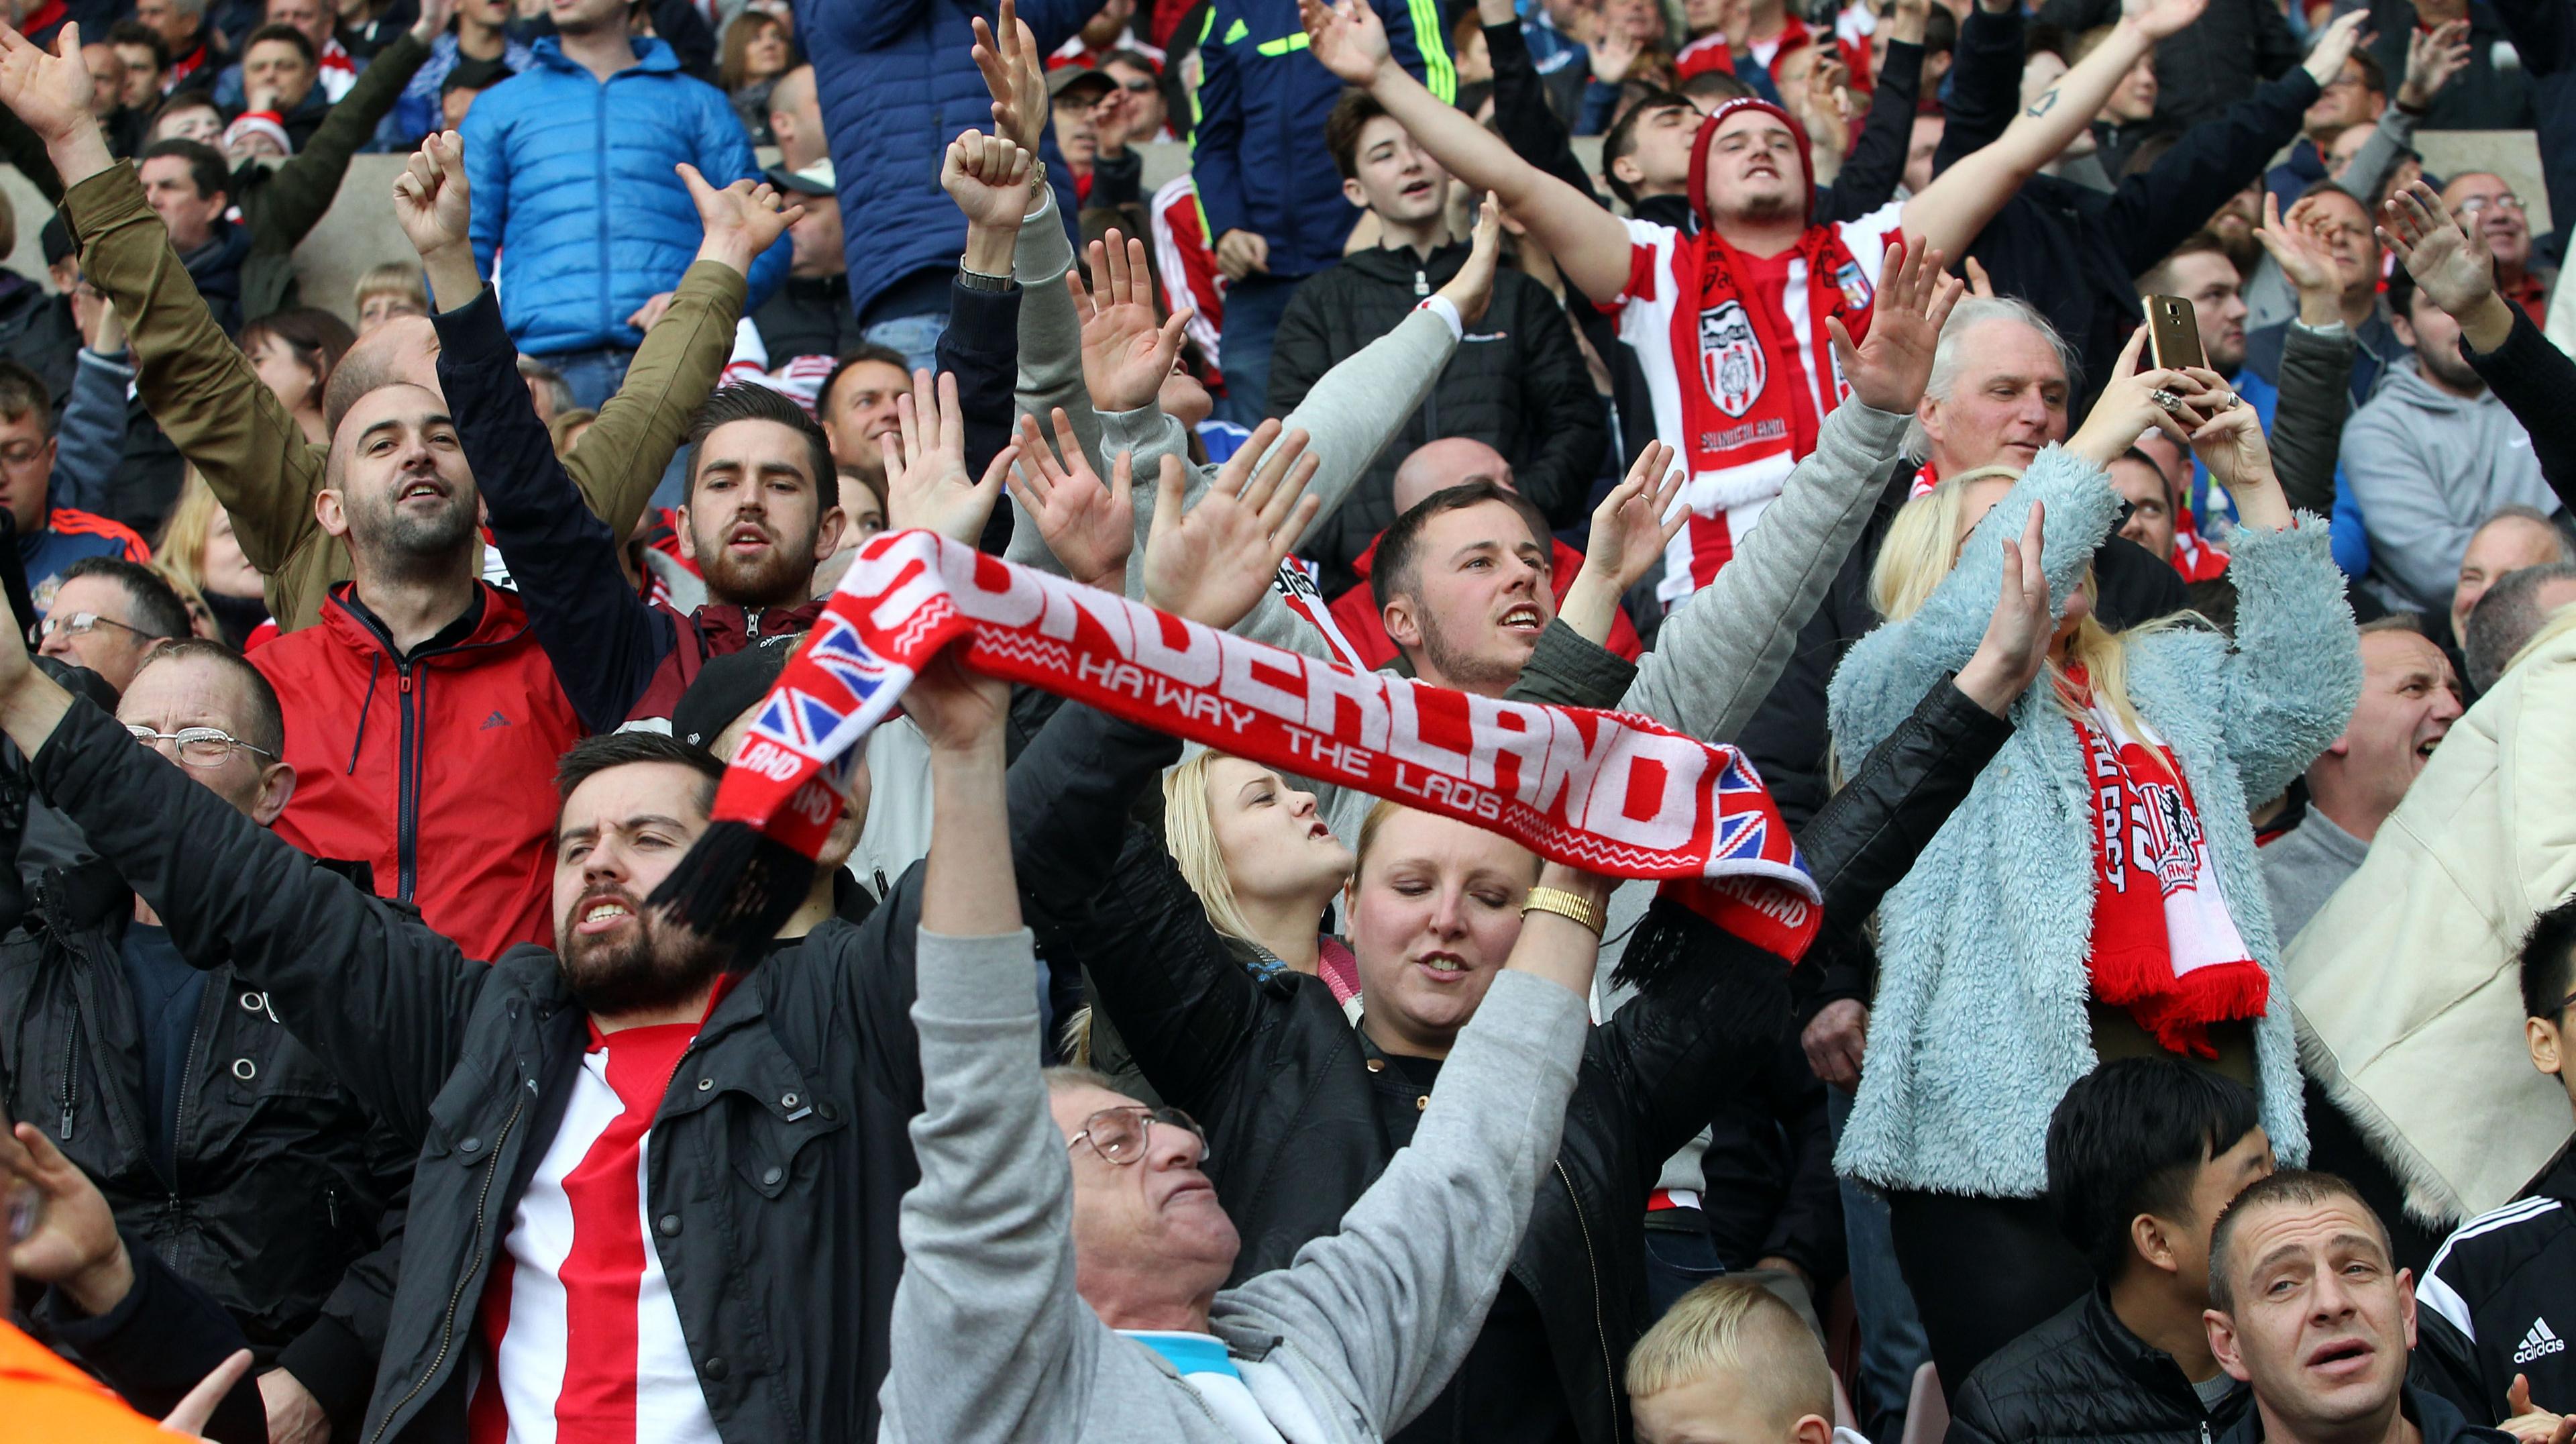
top-left (797, 0), bottom-right (1089, 325)
top-left (460, 36), bottom-right (786, 356)
top-left (1191, 0), bottom-right (1450, 278)
top-left (1827, 446), bottom-right (2363, 1197)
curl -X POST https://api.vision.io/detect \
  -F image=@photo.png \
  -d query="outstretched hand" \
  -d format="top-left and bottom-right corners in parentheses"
top-left (884, 368), bottom-right (1020, 546)
top-left (1576, 441), bottom-right (1686, 601)
top-left (2500, 1375), bottom-right (2576, 1444)
top-left (1953, 499), bottom-right (2051, 717)
top-left (2255, 191), bottom-right (2339, 297)
top-left (2378, 179), bottom-right (2501, 322)
top-left (2298, 9), bottom-right (2367, 87)
top-left (1143, 419), bottom-right (1323, 630)
top-left (0, 20), bottom-right (93, 144)
top-left (391, 130), bottom-right (472, 262)
top-left (1299, 0), bottom-right (1394, 87)
top-left (970, 0), bottom-right (1049, 156)
top-left (1830, 238), bottom-right (1964, 416)
top-left (681, 161), bottom-right (802, 276)
top-left (1071, 228), bottom-right (1191, 415)
top-left (1435, 193), bottom-right (1505, 326)
top-left (1008, 409), bottom-right (1135, 589)
top-left (2400, 17), bottom-right (2471, 110)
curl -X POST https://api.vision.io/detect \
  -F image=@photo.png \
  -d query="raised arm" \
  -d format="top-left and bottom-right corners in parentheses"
top-left (48, 322), bottom-right (133, 517)
top-left (1902, 0), bottom-right (2210, 258)
top-left (246, 9), bottom-right (439, 249)
top-left (1817, 0), bottom-right (1927, 225)
top-left (1932, 0), bottom-right (2024, 168)
top-left (1306, 0), bottom-right (1633, 302)
top-left (2255, 192), bottom-right (2359, 518)
top-left (936, 130), bottom-right (1037, 556)
top-left (1479, 0), bottom-right (1601, 205)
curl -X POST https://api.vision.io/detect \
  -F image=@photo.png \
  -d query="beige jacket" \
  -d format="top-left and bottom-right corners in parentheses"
top-left (2286, 618), bottom-right (2576, 1225)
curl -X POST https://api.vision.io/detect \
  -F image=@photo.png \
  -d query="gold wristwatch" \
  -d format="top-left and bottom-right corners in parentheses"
top-left (1522, 885), bottom-right (1606, 937)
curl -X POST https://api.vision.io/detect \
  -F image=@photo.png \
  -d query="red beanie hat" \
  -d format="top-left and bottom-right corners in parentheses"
top-left (1685, 97), bottom-right (1818, 233)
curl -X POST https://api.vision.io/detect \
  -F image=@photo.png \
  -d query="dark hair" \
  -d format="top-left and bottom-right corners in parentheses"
top-left (1371, 480), bottom-right (1552, 613)
top-left (2466, 560), bottom-right (2576, 694)
top-left (2139, 229), bottom-right (2235, 297)
top-left (1921, 4), bottom-right (1957, 54)
top-left (2207, 1170), bottom-right (2385, 1311)
top-left (0, 358), bottom-right (50, 435)
top-left (240, 306), bottom-right (356, 397)
top-left (1324, 86), bottom-right (1391, 182)
top-left (1603, 89), bottom-right (1696, 209)
top-left (554, 731), bottom-right (727, 810)
top-left (240, 20), bottom-right (317, 66)
top-left (60, 556), bottom-right (193, 645)
top-left (2108, 446), bottom-right (2174, 509)
top-left (109, 20), bottom-right (172, 72)
top-left (1676, 68), bottom-right (1753, 106)
top-left (133, 637), bottom-right (286, 756)
top-left (2045, 1057), bottom-right (2263, 1279)
top-left (2522, 895), bottom-right (2576, 1023)
top-left (146, 88), bottom-right (221, 140)
top-left (816, 343), bottom-right (912, 420)
top-left (140, 137), bottom-right (230, 201)
top-left (686, 383), bottom-right (836, 503)
top-left (2346, 48), bottom-right (2386, 96)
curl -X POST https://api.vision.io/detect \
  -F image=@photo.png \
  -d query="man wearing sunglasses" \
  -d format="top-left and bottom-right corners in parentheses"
top-left (34, 556), bottom-right (186, 694)
top-left (0, 639), bottom-right (407, 1444)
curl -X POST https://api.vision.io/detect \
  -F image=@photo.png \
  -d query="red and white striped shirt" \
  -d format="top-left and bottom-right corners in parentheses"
top-left (466, 1004), bottom-right (727, 1444)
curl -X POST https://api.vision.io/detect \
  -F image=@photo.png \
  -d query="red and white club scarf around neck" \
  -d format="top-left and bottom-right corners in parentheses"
top-left (707, 529), bottom-right (1823, 961)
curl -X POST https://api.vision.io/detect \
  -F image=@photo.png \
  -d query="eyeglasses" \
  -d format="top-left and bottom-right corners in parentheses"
top-left (2455, 193), bottom-right (2524, 217)
top-left (0, 442), bottom-right (45, 468)
top-left (42, 612), bottom-right (165, 644)
top-left (1067, 1104), bottom-right (1210, 1167)
top-left (126, 724), bottom-right (276, 767)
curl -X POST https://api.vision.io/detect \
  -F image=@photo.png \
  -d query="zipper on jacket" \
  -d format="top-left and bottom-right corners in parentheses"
top-left (56, 1022), bottom-right (78, 1140)
top-left (1414, 266), bottom-right (1428, 298)
top-left (396, 666), bottom-right (421, 902)
top-left (370, 1090), bottom-right (525, 1444)
top-left (1554, 1159), bottom-right (1618, 1439)
top-left (168, 978), bottom-right (217, 1196)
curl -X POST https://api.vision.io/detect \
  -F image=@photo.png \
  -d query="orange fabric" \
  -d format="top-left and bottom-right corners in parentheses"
top-left (43, 507), bottom-right (151, 563)
top-left (0, 1321), bottom-right (174, 1443)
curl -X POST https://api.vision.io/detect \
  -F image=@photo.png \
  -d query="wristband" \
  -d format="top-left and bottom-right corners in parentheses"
top-left (1523, 885), bottom-right (1605, 937)
top-left (1415, 293), bottom-right (1464, 342)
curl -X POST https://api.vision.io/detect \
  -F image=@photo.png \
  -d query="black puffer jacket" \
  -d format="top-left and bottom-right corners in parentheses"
top-left (0, 856), bottom-right (409, 1435)
top-left (1947, 1287), bottom-right (2251, 1444)
top-left (1268, 241), bottom-right (1607, 592)
top-left (1015, 678), bottom-right (2016, 1444)
top-left (28, 694), bottom-right (931, 1444)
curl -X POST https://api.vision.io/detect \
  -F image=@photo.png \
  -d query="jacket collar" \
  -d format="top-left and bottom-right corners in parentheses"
top-left (2217, 1384), bottom-right (2501, 1444)
top-left (2532, 1144), bottom-right (2576, 1205)
top-left (695, 597), bottom-right (829, 648)
top-left (527, 32), bottom-right (678, 77)
top-left (2080, 1285), bottom-right (2239, 1405)
top-left (319, 579), bottom-right (537, 664)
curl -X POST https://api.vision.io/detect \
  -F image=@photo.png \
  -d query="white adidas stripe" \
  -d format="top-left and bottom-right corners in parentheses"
top-left (2421, 1196), bottom-right (2567, 1345)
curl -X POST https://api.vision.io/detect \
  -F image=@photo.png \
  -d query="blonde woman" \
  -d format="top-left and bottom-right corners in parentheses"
top-left (1825, 333), bottom-right (2363, 1390)
top-left (155, 471), bottom-right (274, 650)
top-left (1163, 751), bottom-right (1364, 1013)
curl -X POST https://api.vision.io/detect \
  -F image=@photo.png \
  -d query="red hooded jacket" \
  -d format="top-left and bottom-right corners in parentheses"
top-left (249, 582), bottom-right (585, 959)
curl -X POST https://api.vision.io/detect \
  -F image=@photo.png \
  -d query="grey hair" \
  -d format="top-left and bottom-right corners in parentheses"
top-left (2465, 561), bottom-right (2576, 694)
top-left (2472, 505), bottom-right (2576, 564)
top-left (1901, 296), bottom-right (2078, 460)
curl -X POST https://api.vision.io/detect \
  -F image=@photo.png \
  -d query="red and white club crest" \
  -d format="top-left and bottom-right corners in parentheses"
top-left (1699, 300), bottom-right (1766, 418)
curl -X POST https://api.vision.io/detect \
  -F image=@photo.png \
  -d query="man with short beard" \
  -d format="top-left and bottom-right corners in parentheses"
top-left (2342, 258), bottom-right (2565, 618)
top-left (0, 590), bottom-right (961, 1442)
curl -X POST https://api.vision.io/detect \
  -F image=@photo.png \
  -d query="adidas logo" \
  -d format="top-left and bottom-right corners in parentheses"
top-left (480, 711), bottom-right (511, 730)
top-left (2515, 1319), bottom-right (2567, 1364)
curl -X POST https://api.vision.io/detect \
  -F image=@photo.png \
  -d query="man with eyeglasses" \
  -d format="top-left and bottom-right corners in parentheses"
top-left (34, 556), bottom-right (186, 694)
top-left (0, 358), bottom-right (149, 611)
top-left (2441, 174), bottom-right (2553, 327)
top-left (1, 638), bottom-right (409, 1443)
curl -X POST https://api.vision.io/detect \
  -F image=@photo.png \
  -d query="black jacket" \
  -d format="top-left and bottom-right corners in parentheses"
top-left (25, 695), bottom-right (932, 1444)
top-left (751, 271), bottom-right (861, 364)
top-left (36, 1229), bottom-right (271, 1444)
top-left (0, 274), bottom-right (76, 421)
top-left (1697, 1030), bottom-right (1843, 1283)
top-left (2037, 0), bottom-right (2300, 129)
top-left (1935, 1), bottom-right (2320, 408)
top-left (2418, 1151), bottom-right (2576, 1429)
top-left (1947, 1287), bottom-right (2251, 1444)
top-left (0, 856), bottom-right (409, 1436)
top-left (2462, 303), bottom-right (2576, 513)
top-left (1018, 676), bottom-right (2015, 1444)
top-left (2216, 1385), bottom-right (2511, 1444)
top-left (1269, 240), bottom-right (1606, 589)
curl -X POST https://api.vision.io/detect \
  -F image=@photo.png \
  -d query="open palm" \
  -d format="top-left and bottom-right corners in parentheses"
top-left (1829, 238), bottom-right (1962, 415)
top-left (1298, 0), bottom-right (1391, 86)
top-left (0, 21), bottom-right (95, 143)
top-left (1144, 421), bottom-right (1322, 630)
top-left (1075, 228), bottom-right (1190, 414)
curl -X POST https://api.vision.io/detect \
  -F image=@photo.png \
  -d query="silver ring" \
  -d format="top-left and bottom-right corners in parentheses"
top-left (2213, 393), bottom-right (2241, 411)
top-left (2149, 389), bottom-right (2186, 415)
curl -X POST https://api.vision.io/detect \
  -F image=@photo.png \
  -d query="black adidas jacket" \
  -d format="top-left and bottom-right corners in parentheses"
top-left (2419, 1153), bottom-right (2576, 1428)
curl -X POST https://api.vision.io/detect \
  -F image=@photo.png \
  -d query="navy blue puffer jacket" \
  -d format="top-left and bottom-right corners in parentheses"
top-left (460, 36), bottom-right (786, 356)
top-left (798, 0), bottom-right (1089, 324)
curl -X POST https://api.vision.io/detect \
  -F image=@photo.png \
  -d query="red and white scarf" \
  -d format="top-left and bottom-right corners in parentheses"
top-left (651, 531), bottom-right (1824, 963)
top-left (1663, 100), bottom-right (1876, 590)
top-left (2070, 684), bottom-right (2266, 1058)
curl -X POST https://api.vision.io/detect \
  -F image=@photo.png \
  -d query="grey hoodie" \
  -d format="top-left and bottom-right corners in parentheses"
top-left (881, 929), bottom-right (1590, 1444)
top-left (2341, 362), bottom-right (2563, 615)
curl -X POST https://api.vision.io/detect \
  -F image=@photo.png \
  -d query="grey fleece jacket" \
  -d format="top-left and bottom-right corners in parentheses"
top-left (2341, 364), bottom-right (2563, 614)
top-left (882, 929), bottom-right (1590, 1444)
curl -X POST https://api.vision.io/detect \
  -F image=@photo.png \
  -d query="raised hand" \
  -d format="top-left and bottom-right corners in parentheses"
top-left (970, 0), bottom-right (1049, 155)
top-left (2180, 368), bottom-right (2282, 506)
top-left (0, 20), bottom-right (95, 144)
top-left (1829, 238), bottom-right (1964, 415)
top-left (1953, 499), bottom-right (2053, 716)
top-left (1143, 420), bottom-right (1324, 630)
top-left (1560, 441), bottom-right (1685, 644)
top-left (1299, 0), bottom-right (1394, 87)
top-left (884, 368), bottom-right (1021, 546)
top-left (2256, 191), bottom-right (2339, 297)
top-left (1007, 408), bottom-right (1135, 588)
top-left (1589, 28), bottom-right (1641, 83)
top-left (410, 0), bottom-right (457, 44)
top-left (2123, 0), bottom-right (2209, 43)
top-left (2069, 326), bottom-right (2208, 463)
top-left (1072, 227), bottom-right (1191, 414)
top-left (2379, 179), bottom-right (2502, 321)
top-left (2400, 17), bottom-right (2471, 110)
top-left (1435, 193), bottom-right (1505, 325)
top-left (2, 1119), bottom-right (131, 1316)
top-left (392, 130), bottom-right (472, 262)
top-left (680, 161), bottom-right (802, 276)
top-left (2298, 8), bottom-right (2367, 87)
top-left (941, 129), bottom-right (1034, 231)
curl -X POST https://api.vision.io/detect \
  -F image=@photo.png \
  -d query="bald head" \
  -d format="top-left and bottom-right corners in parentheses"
top-left (1393, 438), bottom-right (1515, 516)
top-left (769, 63), bottom-right (826, 170)
top-left (324, 315), bottom-right (441, 435)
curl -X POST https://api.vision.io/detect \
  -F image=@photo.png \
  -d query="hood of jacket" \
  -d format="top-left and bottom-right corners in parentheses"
top-left (1334, 238), bottom-right (1472, 290)
top-left (2374, 362), bottom-right (2487, 417)
top-left (1687, 97), bottom-right (1817, 234)
top-left (525, 30), bottom-right (679, 77)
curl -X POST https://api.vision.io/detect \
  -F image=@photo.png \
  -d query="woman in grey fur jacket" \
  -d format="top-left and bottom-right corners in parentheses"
top-left (1823, 336), bottom-right (2364, 1391)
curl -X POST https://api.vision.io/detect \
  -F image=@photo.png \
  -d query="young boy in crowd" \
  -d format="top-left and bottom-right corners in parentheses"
top-left (1627, 1278), bottom-right (1856, 1444)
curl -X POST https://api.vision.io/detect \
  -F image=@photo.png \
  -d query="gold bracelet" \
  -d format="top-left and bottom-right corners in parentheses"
top-left (1522, 885), bottom-right (1605, 937)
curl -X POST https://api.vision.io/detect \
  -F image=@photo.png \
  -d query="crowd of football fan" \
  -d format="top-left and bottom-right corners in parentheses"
top-left (0, 0), bottom-right (2573, 1438)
